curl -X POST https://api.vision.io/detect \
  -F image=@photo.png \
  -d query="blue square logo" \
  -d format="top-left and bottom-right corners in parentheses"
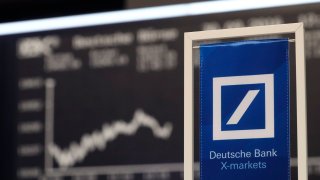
top-left (221, 83), bottom-right (265, 131)
top-left (212, 74), bottom-right (274, 140)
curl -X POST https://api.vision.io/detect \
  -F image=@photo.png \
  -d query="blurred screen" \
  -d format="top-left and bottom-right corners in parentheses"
top-left (1, 1), bottom-right (319, 180)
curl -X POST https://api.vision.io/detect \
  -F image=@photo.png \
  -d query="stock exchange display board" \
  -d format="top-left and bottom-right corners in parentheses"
top-left (1, 2), bottom-right (320, 180)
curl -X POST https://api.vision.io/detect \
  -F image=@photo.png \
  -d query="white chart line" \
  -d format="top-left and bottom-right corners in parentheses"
top-left (44, 78), bottom-right (56, 172)
top-left (43, 78), bottom-right (173, 171)
top-left (48, 109), bottom-right (173, 168)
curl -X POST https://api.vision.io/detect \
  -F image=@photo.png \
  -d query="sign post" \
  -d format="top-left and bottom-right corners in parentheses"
top-left (184, 23), bottom-right (307, 180)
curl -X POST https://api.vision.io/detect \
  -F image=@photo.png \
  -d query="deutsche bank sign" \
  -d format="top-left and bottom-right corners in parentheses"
top-left (199, 39), bottom-right (290, 180)
top-left (213, 74), bottom-right (274, 140)
top-left (185, 23), bottom-right (308, 180)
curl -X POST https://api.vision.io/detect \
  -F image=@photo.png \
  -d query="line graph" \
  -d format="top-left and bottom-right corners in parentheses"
top-left (44, 78), bottom-right (174, 168)
top-left (48, 109), bottom-right (173, 168)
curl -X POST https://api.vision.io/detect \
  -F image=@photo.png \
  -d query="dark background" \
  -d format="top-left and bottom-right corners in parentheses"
top-left (0, 1), bottom-right (122, 179)
top-left (0, 0), bottom-right (124, 23)
top-left (1, 1), bottom-right (319, 180)
top-left (0, 0), bottom-right (213, 23)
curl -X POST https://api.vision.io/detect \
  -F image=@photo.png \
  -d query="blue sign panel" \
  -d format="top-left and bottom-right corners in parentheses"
top-left (200, 39), bottom-right (289, 180)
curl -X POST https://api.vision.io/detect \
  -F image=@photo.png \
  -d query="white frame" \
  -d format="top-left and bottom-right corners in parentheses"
top-left (212, 74), bottom-right (274, 140)
top-left (184, 23), bottom-right (308, 180)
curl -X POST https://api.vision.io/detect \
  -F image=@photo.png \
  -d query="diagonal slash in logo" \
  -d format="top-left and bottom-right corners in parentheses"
top-left (212, 74), bottom-right (274, 140)
top-left (226, 90), bottom-right (260, 125)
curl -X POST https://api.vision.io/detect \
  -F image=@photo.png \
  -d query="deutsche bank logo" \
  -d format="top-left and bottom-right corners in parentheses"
top-left (212, 74), bottom-right (274, 140)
